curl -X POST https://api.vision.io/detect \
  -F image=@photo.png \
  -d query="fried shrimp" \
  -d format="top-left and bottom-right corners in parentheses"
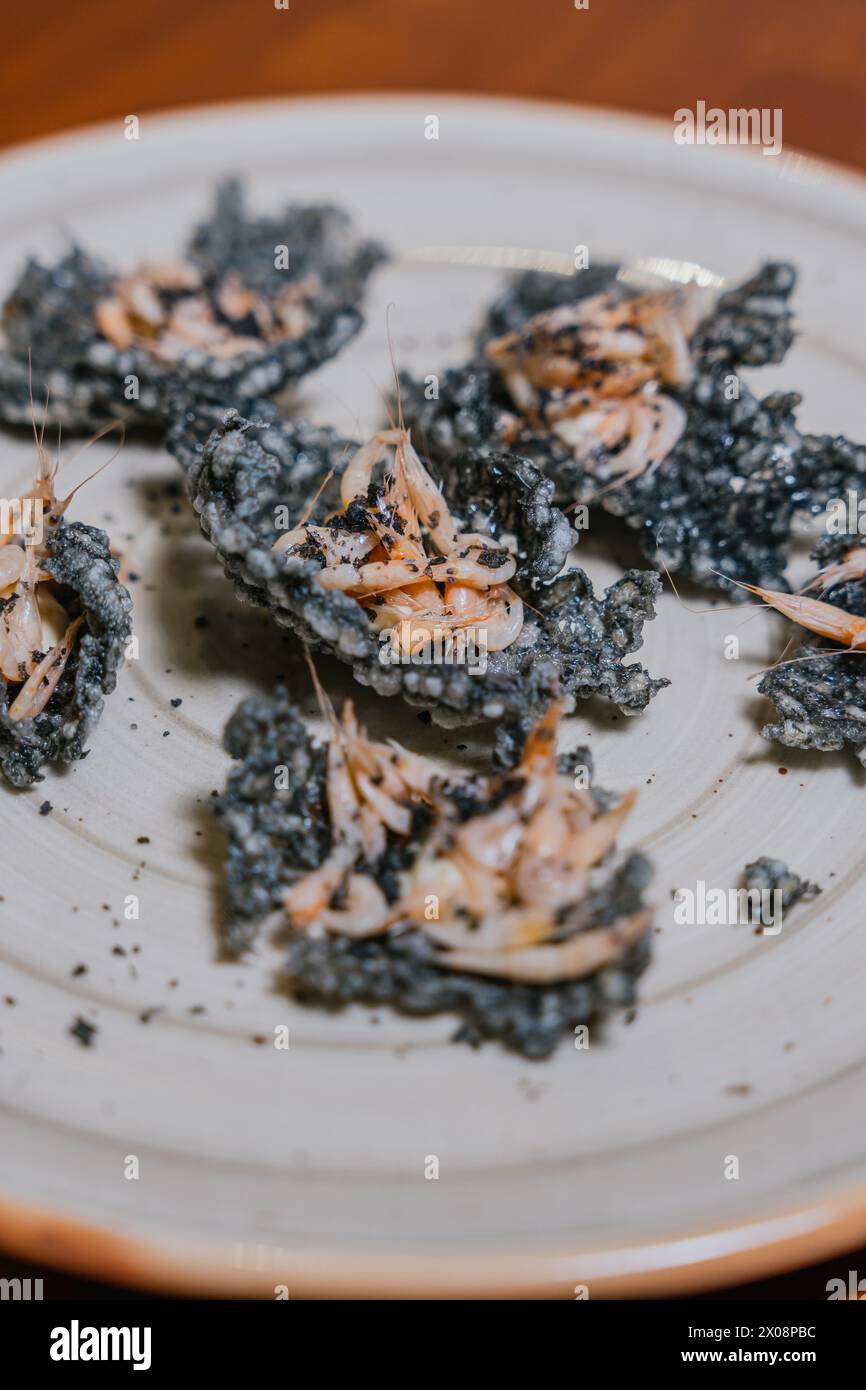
top-left (0, 181), bottom-right (386, 431)
top-left (741, 583), bottom-right (866, 652)
top-left (0, 403), bottom-right (132, 784)
top-left (282, 689), bottom-right (648, 987)
top-left (395, 704), bottom-right (646, 983)
top-left (283, 669), bottom-right (442, 937)
top-left (95, 259), bottom-right (323, 364)
top-left (485, 283), bottom-right (715, 487)
top-left (812, 542), bottom-right (866, 594)
top-left (273, 426), bottom-right (526, 657)
top-left (0, 414), bottom-right (122, 709)
top-left (217, 684), bottom-right (654, 1053)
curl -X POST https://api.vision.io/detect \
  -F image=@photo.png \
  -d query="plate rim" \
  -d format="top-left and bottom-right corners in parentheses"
top-left (2, 1183), bottom-right (865, 1298)
top-left (3, 89), bottom-right (866, 201)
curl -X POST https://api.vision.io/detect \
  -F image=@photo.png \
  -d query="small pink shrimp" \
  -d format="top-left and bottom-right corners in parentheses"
top-left (438, 910), bottom-right (651, 984)
top-left (284, 667), bottom-right (443, 935)
top-left (739, 583), bottom-right (866, 651)
top-left (0, 543), bottom-right (43, 682)
top-left (8, 616), bottom-right (83, 722)
top-left (486, 283), bottom-right (713, 489)
top-left (813, 544), bottom-right (866, 593)
top-left (0, 546), bottom-right (26, 590)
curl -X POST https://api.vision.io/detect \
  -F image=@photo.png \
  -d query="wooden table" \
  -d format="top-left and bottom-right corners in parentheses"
top-left (1, 0), bottom-right (864, 1300)
top-left (3, 0), bottom-right (865, 171)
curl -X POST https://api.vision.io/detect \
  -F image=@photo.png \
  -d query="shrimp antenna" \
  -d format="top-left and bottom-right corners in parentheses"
top-left (323, 440), bottom-right (362, 522)
top-left (56, 422), bottom-right (126, 513)
top-left (362, 366), bottom-right (396, 433)
top-left (747, 646), bottom-right (866, 680)
top-left (385, 303), bottom-right (404, 433)
top-left (27, 350), bottom-right (39, 453)
top-left (705, 566), bottom-right (775, 596)
top-left (39, 384), bottom-right (51, 451)
top-left (58, 418), bottom-right (123, 476)
top-left (652, 530), bottom-right (749, 615)
top-left (302, 645), bottom-right (340, 736)
top-left (299, 469), bottom-right (335, 528)
top-left (26, 351), bottom-right (52, 475)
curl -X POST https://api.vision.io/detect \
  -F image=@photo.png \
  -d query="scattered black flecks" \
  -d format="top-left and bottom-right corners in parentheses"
top-left (38, 801), bottom-right (53, 816)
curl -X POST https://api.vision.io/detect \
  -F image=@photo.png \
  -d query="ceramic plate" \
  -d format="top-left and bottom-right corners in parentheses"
top-left (1, 96), bottom-right (866, 1299)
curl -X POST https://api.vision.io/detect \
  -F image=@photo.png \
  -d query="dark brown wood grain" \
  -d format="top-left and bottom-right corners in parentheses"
top-left (1, 0), bottom-right (865, 171)
top-left (0, 0), bottom-right (864, 1301)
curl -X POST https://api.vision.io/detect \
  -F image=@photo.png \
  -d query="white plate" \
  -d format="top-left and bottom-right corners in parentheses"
top-left (1, 96), bottom-right (866, 1299)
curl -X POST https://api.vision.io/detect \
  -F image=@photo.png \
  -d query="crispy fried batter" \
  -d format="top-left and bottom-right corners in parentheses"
top-left (402, 263), bottom-right (866, 596)
top-left (758, 535), bottom-right (866, 761)
top-left (168, 403), bottom-right (669, 727)
top-left (0, 181), bottom-right (386, 430)
top-left (0, 430), bottom-right (132, 786)
top-left (215, 687), bottom-right (653, 1056)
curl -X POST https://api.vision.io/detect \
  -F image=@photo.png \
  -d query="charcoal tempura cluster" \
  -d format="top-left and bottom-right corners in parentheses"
top-left (215, 687), bottom-right (653, 1058)
top-left (0, 180), bottom-right (386, 431)
top-left (169, 402), bottom-right (668, 728)
top-left (400, 262), bottom-right (866, 597)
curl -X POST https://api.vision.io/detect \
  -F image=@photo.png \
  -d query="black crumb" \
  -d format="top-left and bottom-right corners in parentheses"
top-left (71, 964), bottom-right (88, 978)
top-left (70, 1016), bottom-right (97, 1048)
top-left (137, 836), bottom-right (150, 844)
top-left (194, 615), bottom-right (209, 629)
top-left (743, 857), bottom-right (821, 921)
top-left (38, 801), bottom-right (53, 816)
top-left (170, 698), bottom-right (183, 708)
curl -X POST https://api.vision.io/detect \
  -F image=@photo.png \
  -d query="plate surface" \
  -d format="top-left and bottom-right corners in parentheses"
top-left (1, 96), bottom-right (866, 1299)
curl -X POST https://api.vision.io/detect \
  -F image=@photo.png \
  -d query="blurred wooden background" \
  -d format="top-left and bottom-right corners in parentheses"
top-left (1, 0), bottom-right (865, 1301)
top-left (2, 0), bottom-right (866, 171)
